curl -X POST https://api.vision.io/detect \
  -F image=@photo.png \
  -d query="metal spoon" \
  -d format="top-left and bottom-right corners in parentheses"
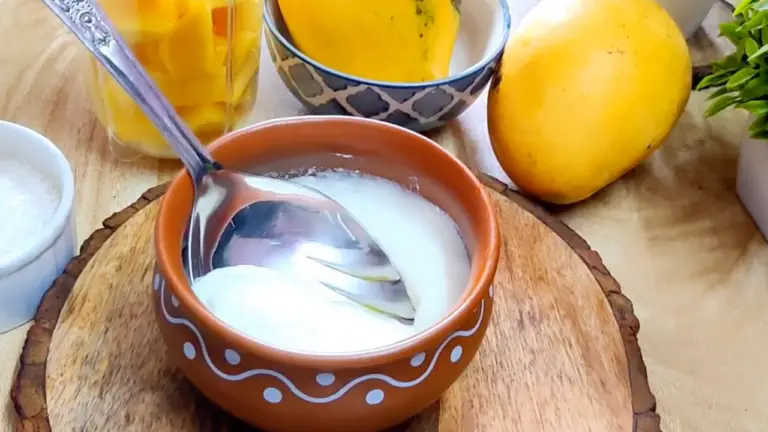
top-left (43, 0), bottom-right (416, 323)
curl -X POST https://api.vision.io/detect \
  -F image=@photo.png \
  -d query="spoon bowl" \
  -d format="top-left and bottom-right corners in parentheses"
top-left (191, 170), bottom-right (416, 321)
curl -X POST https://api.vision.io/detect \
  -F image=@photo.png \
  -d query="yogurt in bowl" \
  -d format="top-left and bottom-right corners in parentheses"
top-left (153, 116), bottom-right (500, 432)
top-left (191, 169), bottom-right (471, 354)
top-left (0, 120), bottom-right (76, 333)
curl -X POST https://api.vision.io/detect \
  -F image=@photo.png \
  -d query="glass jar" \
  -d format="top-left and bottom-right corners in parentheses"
top-left (87, 0), bottom-right (263, 159)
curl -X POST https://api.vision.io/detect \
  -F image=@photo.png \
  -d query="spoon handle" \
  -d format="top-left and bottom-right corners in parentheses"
top-left (41, 0), bottom-right (213, 179)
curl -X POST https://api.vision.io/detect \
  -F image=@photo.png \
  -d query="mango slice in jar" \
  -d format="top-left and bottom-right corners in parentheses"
top-left (132, 40), bottom-right (167, 74)
top-left (207, 34), bottom-right (251, 75)
top-left (233, 0), bottom-right (261, 34)
top-left (210, 0), bottom-right (261, 69)
top-left (211, 5), bottom-right (231, 38)
top-left (158, 0), bottom-right (218, 78)
top-left (231, 54), bottom-right (259, 104)
top-left (100, 77), bottom-right (233, 152)
top-left (150, 53), bottom-right (259, 107)
top-left (209, 0), bottom-right (261, 36)
top-left (100, 0), bottom-right (186, 42)
top-left (150, 72), bottom-right (224, 107)
top-left (180, 103), bottom-right (229, 138)
top-left (98, 75), bottom-right (167, 152)
top-left (232, 31), bottom-right (259, 70)
top-left (211, 37), bottom-right (229, 69)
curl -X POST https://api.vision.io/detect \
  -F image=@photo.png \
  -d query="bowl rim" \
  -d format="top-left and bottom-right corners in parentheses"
top-left (0, 121), bottom-right (75, 277)
top-left (263, 0), bottom-right (512, 89)
top-left (155, 115), bottom-right (500, 368)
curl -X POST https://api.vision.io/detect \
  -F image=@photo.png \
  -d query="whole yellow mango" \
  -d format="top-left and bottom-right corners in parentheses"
top-left (487, 0), bottom-right (691, 205)
top-left (277, 0), bottom-right (459, 82)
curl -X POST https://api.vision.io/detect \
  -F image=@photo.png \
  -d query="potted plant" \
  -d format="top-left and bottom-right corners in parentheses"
top-left (697, 0), bottom-right (768, 239)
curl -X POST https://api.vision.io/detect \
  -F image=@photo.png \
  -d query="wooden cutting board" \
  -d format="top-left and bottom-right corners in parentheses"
top-left (10, 174), bottom-right (658, 432)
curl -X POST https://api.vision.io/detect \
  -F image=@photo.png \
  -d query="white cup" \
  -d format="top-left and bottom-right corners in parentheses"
top-left (0, 121), bottom-right (76, 333)
top-left (656, 0), bottom-right (717, 39)
top-left (738, 138), bottom-right (768, 241)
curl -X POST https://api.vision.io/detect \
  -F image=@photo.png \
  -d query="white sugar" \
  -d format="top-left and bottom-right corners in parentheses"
top-left (0, 159), bottom-right (60, 262)
top-left (192, 170), bottom-right (471, 354)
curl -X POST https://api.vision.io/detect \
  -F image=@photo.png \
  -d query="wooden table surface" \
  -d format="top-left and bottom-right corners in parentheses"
top-left (2, 0), bottom-right (766, 431)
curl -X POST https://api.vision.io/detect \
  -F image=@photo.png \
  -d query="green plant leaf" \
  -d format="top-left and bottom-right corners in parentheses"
top-left (720, 22), bottom-right (746, 45)
top-left (716, 54), bottom-right (743, 72)
top-left (735, 0), bottom-right (757, 16)
top-left (696, 70), bottom-right (734, 90)
top-left (704, 94), bottom-right (741, 117)
top-left (755, 0), bottom-right (768, 11)
top-left (726, 67), bottom-right (759, 89)
top-left (737, 99), bottom-right (768, 115)
top-left (748, 40), bottom-right (768, 62)
top-left (748, 114), bottom-right (768, 132)
top-left (713, 57), bottom-right (739, 72)
top-left (758, 11), bottom-right (768, 27)
top-left (702, 0), bottom-right (768, 119)
top-left (746, 37), bottom-right (761, 57)
top-left (741, 10), bottom-right (768, 32)
top-left (707, 87), bottom-right (733, 100)
top-left (750, 127), bottom-right (768, 139)
top-left (746, 73), bottom-right (767, 86)
top-left (737, 73), bottom-right (768, 99)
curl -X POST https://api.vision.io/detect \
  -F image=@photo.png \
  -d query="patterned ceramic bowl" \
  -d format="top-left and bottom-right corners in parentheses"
top-left (153, 116), bottom-right (500, 432)
top-left (263, 0), bottom-right (511, 132)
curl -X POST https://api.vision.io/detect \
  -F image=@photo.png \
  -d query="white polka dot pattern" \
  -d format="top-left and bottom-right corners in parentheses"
top-left (155, 272), bottom-right (488, 405)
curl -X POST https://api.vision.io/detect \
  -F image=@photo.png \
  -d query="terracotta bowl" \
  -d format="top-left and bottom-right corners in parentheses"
top-left (153, 116), bottom-right (500, 432)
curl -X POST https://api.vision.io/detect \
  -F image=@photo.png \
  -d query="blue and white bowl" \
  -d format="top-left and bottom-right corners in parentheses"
top-left (263, 0), bottom-right (511, 132)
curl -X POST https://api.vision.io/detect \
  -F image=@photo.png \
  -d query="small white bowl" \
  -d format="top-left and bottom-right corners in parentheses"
top-left (0, 121), bottom-right (76, 333)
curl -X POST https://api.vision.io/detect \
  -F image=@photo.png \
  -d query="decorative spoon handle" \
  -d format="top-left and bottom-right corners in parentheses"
top-left (40, 0), bottom-right (213, 179)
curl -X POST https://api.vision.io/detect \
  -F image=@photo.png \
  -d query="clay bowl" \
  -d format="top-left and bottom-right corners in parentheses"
top-left (263, 0), bottom-right (511, 132)
top-left (153, 116), bottom-right (500, 432)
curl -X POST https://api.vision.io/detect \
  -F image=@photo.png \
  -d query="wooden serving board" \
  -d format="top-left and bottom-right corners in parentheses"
top-left (10, 175), bottom-right (659, 432)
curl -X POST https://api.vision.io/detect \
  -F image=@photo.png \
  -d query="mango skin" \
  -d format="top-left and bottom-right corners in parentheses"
top-left (487, 0), bottom-right (692, 205)
top-left (277, 0), bottom-right (459, 83)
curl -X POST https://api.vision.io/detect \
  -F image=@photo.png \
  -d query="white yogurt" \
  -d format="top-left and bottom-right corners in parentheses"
top-left (0, 160), bottom-right (60, 261)
top-left (191, 171), bottom-right (471, 354)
